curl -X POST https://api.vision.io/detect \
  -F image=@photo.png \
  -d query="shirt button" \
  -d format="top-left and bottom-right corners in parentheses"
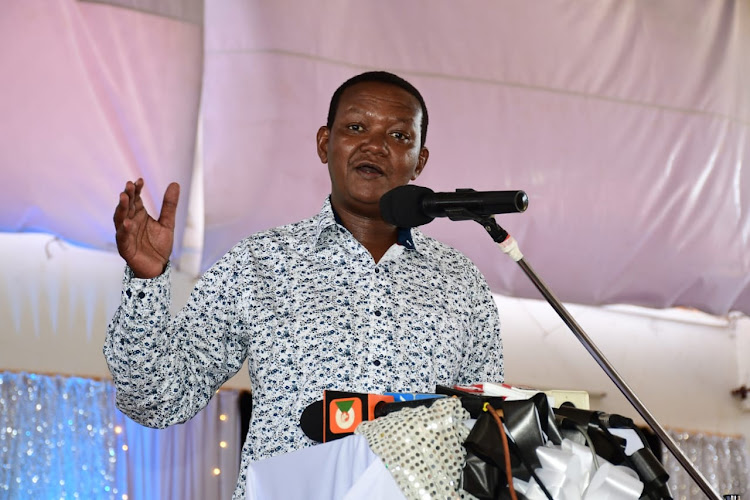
top-left (374, 268), bottom-right (380, 274)
top-left (373, 359), bottom-right (381, 366)
top-left (138, 291), bottom-right (146, 299)
top-left (374, 310), bottom-right (382, 317)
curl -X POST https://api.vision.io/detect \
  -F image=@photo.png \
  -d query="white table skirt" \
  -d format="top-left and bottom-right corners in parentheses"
top-left (245, 434), bottom-right (406, 500)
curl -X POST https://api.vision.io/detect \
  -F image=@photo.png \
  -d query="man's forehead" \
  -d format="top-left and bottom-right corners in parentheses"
top-left (339, 103), bottom-right (420, 122)
top-left (337, 82), bottom-right (422, 120)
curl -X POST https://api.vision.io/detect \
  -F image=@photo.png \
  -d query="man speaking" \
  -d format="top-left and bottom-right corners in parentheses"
top-left (104, 71), bottom-right (504, 499)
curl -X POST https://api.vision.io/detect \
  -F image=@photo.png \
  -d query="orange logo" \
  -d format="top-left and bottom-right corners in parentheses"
top-left (329, 398), bottom-right (362, 434)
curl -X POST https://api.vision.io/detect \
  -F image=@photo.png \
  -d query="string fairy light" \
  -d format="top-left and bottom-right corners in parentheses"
top-left (1, 372), bottom-right (127, 498)
top-left (2, 371), bottom-right (242, 498)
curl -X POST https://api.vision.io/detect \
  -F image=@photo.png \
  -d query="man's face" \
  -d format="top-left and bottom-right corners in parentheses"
top-left (317, 81), bottom-right (429, 219)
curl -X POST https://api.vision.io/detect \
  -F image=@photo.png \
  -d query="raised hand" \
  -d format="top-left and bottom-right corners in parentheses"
top-left (113, 178), bottom-right (180, 279)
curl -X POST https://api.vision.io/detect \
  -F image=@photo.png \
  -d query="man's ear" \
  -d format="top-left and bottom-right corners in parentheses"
top-left (316, 126), bottom-right (330, 163)
top-left (412, 147), bottom-right (429, 180)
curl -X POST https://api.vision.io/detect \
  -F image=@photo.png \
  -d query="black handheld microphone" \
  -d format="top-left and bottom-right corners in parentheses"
top-left (379, 185), bottom-right (528, 227)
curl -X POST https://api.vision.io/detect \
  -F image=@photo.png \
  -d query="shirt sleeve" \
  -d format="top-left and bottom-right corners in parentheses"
top-left (456, 266), bottom-right (504, 386)
top-left (103, 252), bottom-right (249, 429)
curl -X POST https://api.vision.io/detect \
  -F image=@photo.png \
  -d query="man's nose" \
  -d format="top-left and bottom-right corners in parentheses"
top-left (359, 131), bottom-right (389, 154)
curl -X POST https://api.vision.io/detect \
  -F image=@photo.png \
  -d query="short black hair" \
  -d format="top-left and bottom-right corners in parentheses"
top-left (326, 71), bottom-right (429, 147)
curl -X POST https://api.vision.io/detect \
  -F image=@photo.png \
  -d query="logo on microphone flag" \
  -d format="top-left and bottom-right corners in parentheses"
top-left (329, 398), bottom-right (362, 434)
top-left (321, 390), bottom-right (395, 442)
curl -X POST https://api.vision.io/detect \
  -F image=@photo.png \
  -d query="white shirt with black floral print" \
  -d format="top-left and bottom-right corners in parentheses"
top-left (104, 198), bottom-right (503, 499)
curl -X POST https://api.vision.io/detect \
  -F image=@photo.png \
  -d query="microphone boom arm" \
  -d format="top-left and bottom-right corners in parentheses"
top-left (474, 214), bottom-right (722, 500)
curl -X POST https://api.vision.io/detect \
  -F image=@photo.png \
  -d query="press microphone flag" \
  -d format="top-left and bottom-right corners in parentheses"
top-left (324, 390), bottom-right (393, 441)
top-left (379, 185), bottom-right (528, 227)
top-left (300, 391), bottom-right (445, 443)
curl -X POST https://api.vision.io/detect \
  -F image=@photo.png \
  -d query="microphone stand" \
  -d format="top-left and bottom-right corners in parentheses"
top-left (463, 212), bottom-right (723, 500)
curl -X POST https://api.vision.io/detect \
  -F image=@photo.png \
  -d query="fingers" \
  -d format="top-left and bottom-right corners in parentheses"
top-left (113, 178), bottom-right (144, 228)
top-left (113, 178), bottom-right (179, 230)
top-left (158, 182), bottom-right (181, 230)
top-left (129, 178), bottom-right (144, 218)
top-left (113, 186), bottom-right (131, 229)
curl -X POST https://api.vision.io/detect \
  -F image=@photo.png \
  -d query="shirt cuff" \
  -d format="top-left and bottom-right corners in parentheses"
top-left (120, 263), bottom-right (172, 314)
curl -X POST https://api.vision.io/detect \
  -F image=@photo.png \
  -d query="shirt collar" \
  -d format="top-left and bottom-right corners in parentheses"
top-left (311, 197), bottom-right (421, 253)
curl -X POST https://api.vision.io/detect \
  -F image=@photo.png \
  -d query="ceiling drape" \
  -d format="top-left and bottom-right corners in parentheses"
top-left (2, 0), bottom-right (748, 315)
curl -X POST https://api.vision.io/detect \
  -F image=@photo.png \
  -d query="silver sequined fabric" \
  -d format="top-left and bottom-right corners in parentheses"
top-left (355, 397), bottom-right (476, 500)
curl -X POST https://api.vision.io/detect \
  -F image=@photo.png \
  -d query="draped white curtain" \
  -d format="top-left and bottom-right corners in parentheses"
top-left (0, 372), bottom-right (241, 500)
top-left (198, 0), bottom-right (750, 316)
top-left (663, 429), bottom-right (749, 499)
top-left (1, 0), bottom-right (748, 315)
top-left (0, 0), bottom-right (203, 258)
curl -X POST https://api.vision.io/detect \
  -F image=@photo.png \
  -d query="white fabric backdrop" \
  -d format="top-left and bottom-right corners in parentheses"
top-left (0, 0), bottom-right (202, 258)
top-left (200, 0), bottom-right (750, 315)
top-left (2, 0), bottom-right (747, 315)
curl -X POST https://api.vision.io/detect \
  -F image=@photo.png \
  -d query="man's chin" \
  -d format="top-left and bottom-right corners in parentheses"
top-left (349, 186), bottom-right (390, 204)
top-left (331, 194), bottom-right (382, 217)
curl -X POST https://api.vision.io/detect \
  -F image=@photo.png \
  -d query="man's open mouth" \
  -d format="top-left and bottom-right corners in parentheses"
top-left (355, 163), bottom-right (384, 176)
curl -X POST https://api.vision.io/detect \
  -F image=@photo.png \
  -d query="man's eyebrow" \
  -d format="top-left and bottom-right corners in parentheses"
top-left (340, 107), bottom-right (417, 124)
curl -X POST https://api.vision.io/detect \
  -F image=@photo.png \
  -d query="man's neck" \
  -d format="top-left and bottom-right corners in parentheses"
top-left (333, 203), bottom-right (397, 263)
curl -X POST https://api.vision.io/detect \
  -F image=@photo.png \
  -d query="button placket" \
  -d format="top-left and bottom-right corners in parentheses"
top-left (369, 264), bottom-right (391, 372)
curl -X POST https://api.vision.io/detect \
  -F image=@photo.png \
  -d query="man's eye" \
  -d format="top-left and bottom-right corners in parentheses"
top-left (347, 124), bottom-right (363, 132)
top-left (391, 131), bottom-right (410, 141)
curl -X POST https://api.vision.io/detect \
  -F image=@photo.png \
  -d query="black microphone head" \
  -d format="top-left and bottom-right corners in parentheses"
top-left (515, 191), bottom-right (529, 212)
top-left (379, 184), bottom-right (435, 227)
top-left (300, 399), bottom-right (324, 442)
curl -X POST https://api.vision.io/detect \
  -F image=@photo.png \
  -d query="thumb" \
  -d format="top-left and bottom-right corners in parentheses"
top-left (158, 182), bottom-right (181, 230)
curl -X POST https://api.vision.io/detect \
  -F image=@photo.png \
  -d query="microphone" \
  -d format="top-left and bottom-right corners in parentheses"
top-left (379, 185), bottom-right (528, 227)
top-left (299, 390), bottom-right (445, 443)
